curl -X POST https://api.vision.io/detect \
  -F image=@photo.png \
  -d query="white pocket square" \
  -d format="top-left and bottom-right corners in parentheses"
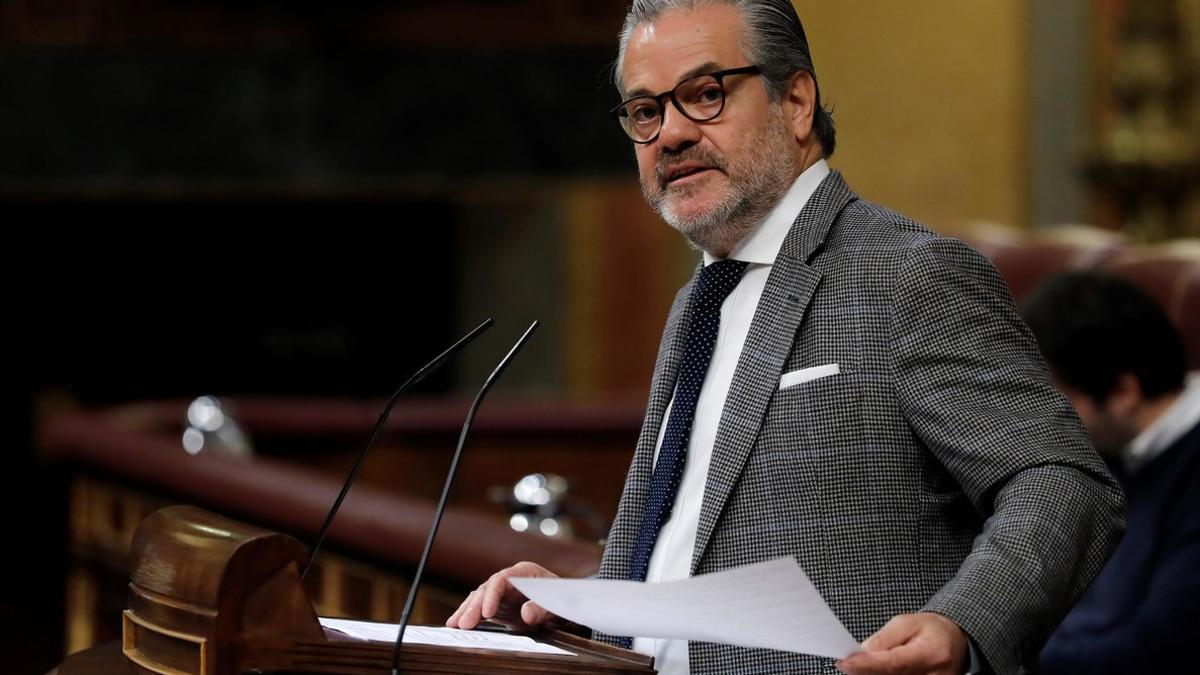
top-left (779, 363), bottom-right (840, 389)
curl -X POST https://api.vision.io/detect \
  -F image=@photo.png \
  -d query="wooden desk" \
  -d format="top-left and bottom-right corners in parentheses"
top-left (51, 641), bottom-right (128, 675)
top-left (105, 505), bottom-right (653, 674)
top-left (39, 397), bottom-right (635, 655)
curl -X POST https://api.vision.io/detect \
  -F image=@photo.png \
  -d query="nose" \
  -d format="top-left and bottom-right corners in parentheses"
top-left (656, 99), bottom-right (701, 152)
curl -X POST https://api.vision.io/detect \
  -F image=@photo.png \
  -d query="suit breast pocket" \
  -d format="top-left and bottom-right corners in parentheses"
top-left (759, 370), bottom-right (866, 456)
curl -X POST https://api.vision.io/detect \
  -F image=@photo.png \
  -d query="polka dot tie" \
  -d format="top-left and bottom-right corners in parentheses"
top-left (617, 258), bottom-right (748, 649)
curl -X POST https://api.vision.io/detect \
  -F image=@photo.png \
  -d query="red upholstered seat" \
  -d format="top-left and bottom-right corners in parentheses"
top-left (1100, 245), bottom-right (1200, 370)
top-left (958, 224), bottom-right (1200, 369)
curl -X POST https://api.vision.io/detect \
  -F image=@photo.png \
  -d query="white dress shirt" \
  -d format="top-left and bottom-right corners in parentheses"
top-left (631, 160), bottom-right (830, 674)
top-left (1122, 371), bottom-right (1200, 473)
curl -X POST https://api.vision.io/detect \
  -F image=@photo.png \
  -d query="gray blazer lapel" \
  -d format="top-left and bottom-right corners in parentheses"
top-left (632, 270), bottom-right (697, 477)
top-left (598, 267), bottom-right (697, 580)
top-left (690, 171), bottom-right (858, 573)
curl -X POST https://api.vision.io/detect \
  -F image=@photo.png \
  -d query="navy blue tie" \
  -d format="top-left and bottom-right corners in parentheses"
top-left (617, 258), bottom-right (748, 649)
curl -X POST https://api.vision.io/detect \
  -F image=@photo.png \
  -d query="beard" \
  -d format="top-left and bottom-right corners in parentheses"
top-left (641, 106), bottom-right (798, 255)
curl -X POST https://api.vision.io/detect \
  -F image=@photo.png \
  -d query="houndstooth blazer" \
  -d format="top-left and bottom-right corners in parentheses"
top-left (595, 171), bottom-right (1126, 674)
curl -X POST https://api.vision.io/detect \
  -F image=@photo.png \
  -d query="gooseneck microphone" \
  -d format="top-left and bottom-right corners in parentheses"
top-left (390, 320), bottom-right (540, 675)
top-left (300, 318), bottom-right (494, 580)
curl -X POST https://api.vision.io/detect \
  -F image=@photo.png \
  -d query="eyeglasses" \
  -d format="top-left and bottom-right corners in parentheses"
top-left (609, 65), bottom-right (762, 144)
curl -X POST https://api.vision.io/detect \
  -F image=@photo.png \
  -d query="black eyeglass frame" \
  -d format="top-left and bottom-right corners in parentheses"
top-left (609, 65), bottom-right (762, 144)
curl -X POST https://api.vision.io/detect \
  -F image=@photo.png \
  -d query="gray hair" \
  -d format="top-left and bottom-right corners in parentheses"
top-left (614, 0), bottom-right (836, 157)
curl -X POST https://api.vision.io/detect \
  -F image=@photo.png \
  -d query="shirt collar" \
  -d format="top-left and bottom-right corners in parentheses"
top-left (1122, 371), bottom-right (1200, 472)
top-left (703, 159), bottom-right (830, 266)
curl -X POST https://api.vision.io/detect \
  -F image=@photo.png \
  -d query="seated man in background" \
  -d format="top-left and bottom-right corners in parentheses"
top-left (1022, 272), bottom-right (1199, 675)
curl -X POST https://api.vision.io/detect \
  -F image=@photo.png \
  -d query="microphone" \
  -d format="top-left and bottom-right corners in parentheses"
top-left (300, 318), bottom-right (494, 580)
top-left (391, 320), bottom-right (539, 675)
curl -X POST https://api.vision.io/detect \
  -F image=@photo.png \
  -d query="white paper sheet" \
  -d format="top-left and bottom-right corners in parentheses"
top-left (511, 557), bottom-right (861, 660)
top-left (318, 617), bottom-right (574, 656)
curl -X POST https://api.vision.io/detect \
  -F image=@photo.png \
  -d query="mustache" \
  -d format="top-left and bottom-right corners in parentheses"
top-left (655, 145), bottom-right (728, 186)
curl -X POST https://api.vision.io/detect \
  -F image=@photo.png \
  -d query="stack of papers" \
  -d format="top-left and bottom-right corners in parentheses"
top-left (318, 618), bottom-right (574, 656)
top-left (512, 557), bottom-right (861, 659)
top-left (321, 557), bottom-right (860, 661)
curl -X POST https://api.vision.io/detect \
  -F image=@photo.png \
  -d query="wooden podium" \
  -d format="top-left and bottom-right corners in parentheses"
top-left (119, 505), bottom-right (654, 674)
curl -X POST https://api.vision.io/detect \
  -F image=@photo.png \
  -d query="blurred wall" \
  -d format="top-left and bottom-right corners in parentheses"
top-left (800, 0), bottom-right (1031, 231)
top-left (3, 0), bottom-right (1092, 406)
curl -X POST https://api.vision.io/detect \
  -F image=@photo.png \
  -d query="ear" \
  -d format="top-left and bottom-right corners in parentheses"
top-left (781, 70), bottom-right (817, 146)
top-left (1103, 372), bottom-right (1144, 419)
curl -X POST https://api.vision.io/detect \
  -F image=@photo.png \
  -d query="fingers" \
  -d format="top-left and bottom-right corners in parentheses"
top-left (836, 612), bottom-right (966, 675)
top-left (479, 569), bottom-right (511, 620)
top-left (447, 572), bottom-right (510, 630)
top-left (837, 649), bottom-right (904, 675)
top-left (836, 614), bottom-right (919, 674)
top-left (861, 614), bottom-right (921, 652)
top-left (837, 645), bottom-right (953, 675)
top-left (520, 599), bottom-right (551, 626)
top-left (446, 586), bottom-right (486, 629)
top-left (446, 562), bottom-right (558, 631)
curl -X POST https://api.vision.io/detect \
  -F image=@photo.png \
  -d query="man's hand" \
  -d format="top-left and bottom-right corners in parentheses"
top-left (836, 612), bottom-right (968, 675)
top-left (445, 561), bottom-right (558, 630)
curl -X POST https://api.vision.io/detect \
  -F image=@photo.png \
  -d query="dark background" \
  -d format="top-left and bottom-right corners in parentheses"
top-left (1, 2), bottom-right (633, 671)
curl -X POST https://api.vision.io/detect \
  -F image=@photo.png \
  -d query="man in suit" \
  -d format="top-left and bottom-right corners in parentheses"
top-left (448, 2), bottom-right (1125, 673)
top-left (1022, 273), bottom-right (1199, 674)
